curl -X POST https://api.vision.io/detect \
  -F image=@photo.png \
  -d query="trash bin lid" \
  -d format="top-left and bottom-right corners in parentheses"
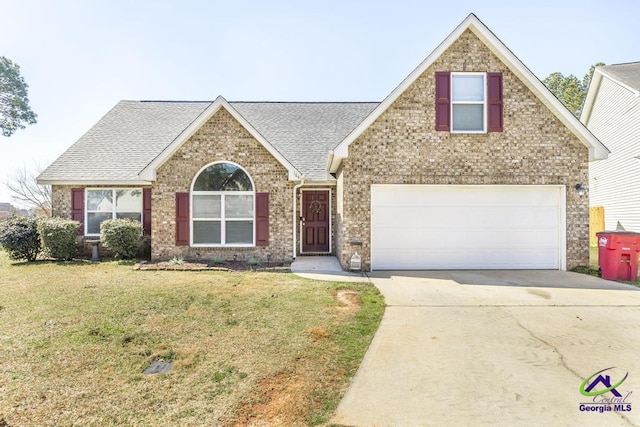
top-left (596, 231), bottom-right (640, 236)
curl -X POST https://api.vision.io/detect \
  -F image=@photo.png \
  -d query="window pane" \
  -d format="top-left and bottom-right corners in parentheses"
top-left (225, 195), bottom-right (253, 218)
top-left (226, 221), bottom-right (253, 244)
top-left (452, 75), bottom-right (484, 101)
top-left (452, 104), bottom-right (484, 131)
top-left (117, 213), bottom-right (142, 222)
top-left (193, 221), bottom-right (221, 244)
top-left (87, 190), bottom-right (113, 211)
top-left (87, 212), bottom-right (112, 234)
top-left (193, 195), bottom-right (221, 218)
top-left (115, 190), bottom-right (142, 212)
top-left (193, 163), bottom-right (253, 191)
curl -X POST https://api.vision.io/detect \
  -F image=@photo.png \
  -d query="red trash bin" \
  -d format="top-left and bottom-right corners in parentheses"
top-left (596, 231), bottom-right (640, 281)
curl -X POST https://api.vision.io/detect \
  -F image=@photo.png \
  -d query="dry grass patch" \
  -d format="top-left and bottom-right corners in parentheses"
top-left (0, 251), bottom-right (383, 426)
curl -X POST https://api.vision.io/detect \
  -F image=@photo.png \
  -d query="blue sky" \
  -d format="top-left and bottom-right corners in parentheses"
top-left (1, 0), bottom-right (638, 204)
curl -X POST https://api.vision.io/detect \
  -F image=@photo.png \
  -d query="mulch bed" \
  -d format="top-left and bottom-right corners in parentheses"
top-left (134, 260), bottom-right (291, 272)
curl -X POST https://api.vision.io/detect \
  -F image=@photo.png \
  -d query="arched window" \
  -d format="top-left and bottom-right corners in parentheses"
top-left (191, 162), bottom-right (254, 246)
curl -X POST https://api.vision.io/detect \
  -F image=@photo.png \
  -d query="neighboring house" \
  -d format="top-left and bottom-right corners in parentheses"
top-left (38, 14), bottom-right (608, 271)
top-left (581, 62), bottom-right (640, 234)
top-left (0, 202), bottom-right (15, 221)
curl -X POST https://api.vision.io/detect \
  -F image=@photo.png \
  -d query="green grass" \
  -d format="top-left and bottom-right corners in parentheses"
top-left (589, 245), bottom-right (599, 268)
top-left (305, 285), bottom-right (384, 425)
top-left (0, 251), bottom-right (384, 426)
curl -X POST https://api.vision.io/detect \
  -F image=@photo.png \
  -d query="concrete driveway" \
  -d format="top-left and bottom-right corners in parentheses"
top-left (332, 270), bottom-right (640, 426)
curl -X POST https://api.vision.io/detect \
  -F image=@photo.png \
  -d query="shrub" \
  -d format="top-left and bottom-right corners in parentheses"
top-left (100, 218), bottom-right (142, 259)
top-left (0, 216), bottom-right (41, 261)
top-left (38, 218), bottom-right (79, 260)
top-left (169, 256), bottom-right (184, 265)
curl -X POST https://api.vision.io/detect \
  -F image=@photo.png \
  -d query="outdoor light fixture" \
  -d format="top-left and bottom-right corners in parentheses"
top-left (575, 183), bottom-right (586, 196)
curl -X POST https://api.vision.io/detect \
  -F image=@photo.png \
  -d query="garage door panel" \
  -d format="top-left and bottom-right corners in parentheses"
top-left (373, 248), bottom-right (559, 270)
top-left (371, 185), bottom-right (564, 270)
top-left (373, 228), bottom-right (558, 250)
top-left (373, 187), bottom-right (561, 208)
top-left (374, 206), bottom-right (559, 230)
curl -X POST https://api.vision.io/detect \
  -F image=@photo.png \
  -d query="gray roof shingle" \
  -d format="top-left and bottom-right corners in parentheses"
top-left (599, 62), bottom-right (640, 92)
top-left (39, 100), bottom-right (378, 183)
top-left (231, 102), bottom-right (378, 180)
top-left (39, 101), bottom-right (210, 182)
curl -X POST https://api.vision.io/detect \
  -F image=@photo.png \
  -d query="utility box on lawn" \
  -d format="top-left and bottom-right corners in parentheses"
top-left (596, 231), bottom-right (640, 281)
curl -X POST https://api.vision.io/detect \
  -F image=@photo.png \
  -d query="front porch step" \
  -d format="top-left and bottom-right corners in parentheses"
top-left (290, 256), bottom-right (343, 272)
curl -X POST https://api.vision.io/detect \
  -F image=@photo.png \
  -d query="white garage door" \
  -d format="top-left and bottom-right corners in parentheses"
top-left (371, 185), bottom-right (565, 270)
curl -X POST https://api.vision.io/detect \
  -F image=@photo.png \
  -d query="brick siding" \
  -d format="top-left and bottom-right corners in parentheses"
top-left (52, 108), bottom-right (296, 263)
top-left (152, 108), bottom-right (295, 262)
top-left (336, 29), bottom-right (589, 270)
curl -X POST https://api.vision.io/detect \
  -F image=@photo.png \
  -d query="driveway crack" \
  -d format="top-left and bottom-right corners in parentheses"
top-left (506, 309), bottom-right (635, 426)
top-left (509, 312), bottom-right (581, 378)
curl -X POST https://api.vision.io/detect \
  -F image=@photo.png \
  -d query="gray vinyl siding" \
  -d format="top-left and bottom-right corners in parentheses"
top-left (587, 78), bottom-right (640, 231)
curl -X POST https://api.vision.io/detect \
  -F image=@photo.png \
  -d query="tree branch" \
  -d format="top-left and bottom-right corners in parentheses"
top-left (5, 163), bottom-right (51, 216)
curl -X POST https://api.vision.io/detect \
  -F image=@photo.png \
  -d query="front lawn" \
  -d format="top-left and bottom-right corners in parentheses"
top-left (0, 251), bottom-right (384, 426)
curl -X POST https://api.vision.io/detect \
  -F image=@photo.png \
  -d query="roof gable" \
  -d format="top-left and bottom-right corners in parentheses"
top-left (581, 62), bottom-right (640, 124)
top-left (139, 96), bottom-right (302, 181)
top-left (599, 63), bottom-right (640, 93)
top-left (330, 13), bottom-right (608, 170)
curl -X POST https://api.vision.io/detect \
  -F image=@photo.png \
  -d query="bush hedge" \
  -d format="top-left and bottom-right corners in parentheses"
top-left (38, 218), bottom-right (79, 260)
top-left (0, 216), bottom-right (42, 261)
top-left (100, 218), bottom-right (142, 259)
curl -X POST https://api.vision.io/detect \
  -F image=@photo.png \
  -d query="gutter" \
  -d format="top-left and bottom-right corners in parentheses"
top-left (292, 178), bottom-right (305, 260)
top-left (326, 151), bottom-right (335, 174)
top-left (36, 180), bottom-right (153, 186)
top-left (327, 150), bottom-right (343, 174)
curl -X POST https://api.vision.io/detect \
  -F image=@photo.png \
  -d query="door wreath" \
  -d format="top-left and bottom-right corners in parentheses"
top-left (309, 200), bottom-right (322, 215)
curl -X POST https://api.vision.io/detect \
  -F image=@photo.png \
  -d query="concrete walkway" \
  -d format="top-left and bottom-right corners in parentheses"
top-left (332, 270), bottom-right (640, 426)
top-left (290, 256), bottom-right (369, 282)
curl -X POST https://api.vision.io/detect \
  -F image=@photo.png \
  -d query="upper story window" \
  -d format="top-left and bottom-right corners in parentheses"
top-left (86, 189), bottom-right (142, 235)
top-left (191, 162), bottom-right (255, 246)
top-left (451, 73), bottom-right (486, 133)
top-left (435, 71), bottom-right (503, 133)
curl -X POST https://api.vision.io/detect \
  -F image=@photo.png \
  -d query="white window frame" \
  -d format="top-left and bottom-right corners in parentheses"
top-left (85, 188), bottom-right (143, 236)
top-left (450, 72), bottom-right (487, 134)
top-left (190, 162), bottom-right (256, 248)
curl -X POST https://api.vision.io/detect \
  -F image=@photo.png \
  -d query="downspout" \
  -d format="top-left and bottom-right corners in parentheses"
top-left (292, 178), bottom-right (305, 260)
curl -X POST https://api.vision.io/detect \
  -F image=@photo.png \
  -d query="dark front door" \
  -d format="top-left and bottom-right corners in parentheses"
top-left (302, 190), bottom-right (330, 253)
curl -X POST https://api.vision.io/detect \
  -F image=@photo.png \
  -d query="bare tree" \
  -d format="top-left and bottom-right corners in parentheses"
top-left (5, 163), bottom-right (51, 216)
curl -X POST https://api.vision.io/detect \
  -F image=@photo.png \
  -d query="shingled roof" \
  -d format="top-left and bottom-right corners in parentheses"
top-left (38, 100), bottom-right (379, 184)
top-left (581, 62), bottom-right (640, 125)
top-left (232, 102), bottom-right (378, 180)
top-left (599, 62), bottom-right (640, 92)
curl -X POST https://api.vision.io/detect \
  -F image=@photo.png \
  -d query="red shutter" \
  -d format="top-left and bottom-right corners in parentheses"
top-left (487, 72), bottom-right (503, 132)
top-left (175, 192), bottom-right (190, 246)
top-left (435, 71), bottom-right (451, 131)
top-left (255, 193), bottom-right (269, 247)
top-left (71, 188), bottom-right (84, 235)
top-left (143, 188), bottom-right (152, 236)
